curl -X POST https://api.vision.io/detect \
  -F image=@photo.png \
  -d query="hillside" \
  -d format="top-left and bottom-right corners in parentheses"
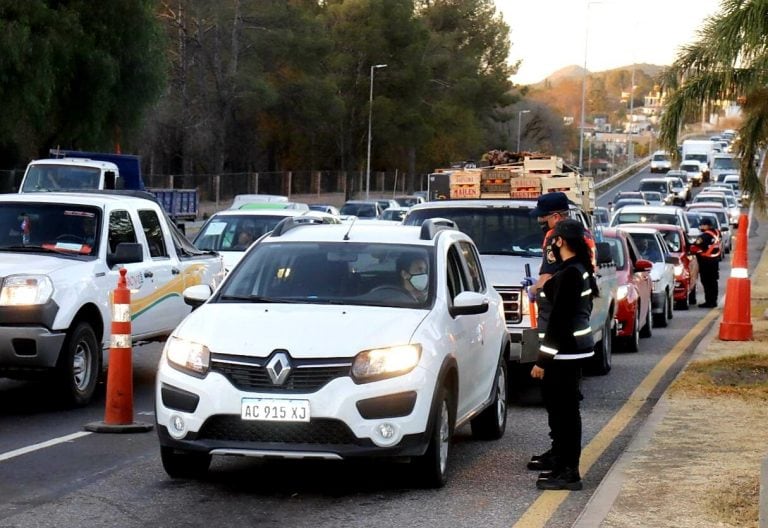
top-left (531, 63), bottom-right (666, 87)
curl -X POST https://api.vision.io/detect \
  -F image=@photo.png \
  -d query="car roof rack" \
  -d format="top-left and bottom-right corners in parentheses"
top-left (270, 215), bottom-right (335, 237)
top-left (420, 218), bottom-right (457, 240)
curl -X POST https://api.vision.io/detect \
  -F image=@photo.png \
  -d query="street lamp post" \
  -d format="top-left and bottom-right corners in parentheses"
top-left (579, 1), bottom-right (603, 172)
top-left (366, 64), bottom-right (387, 200)
top-left (517, 110), bottom-right (530, 152)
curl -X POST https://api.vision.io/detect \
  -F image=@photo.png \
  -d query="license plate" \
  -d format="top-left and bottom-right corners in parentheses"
top-left (241, 398), bottom-right (310, 422)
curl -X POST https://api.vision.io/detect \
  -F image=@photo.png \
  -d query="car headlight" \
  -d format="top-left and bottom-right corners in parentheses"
top-left (616, 285), bottom-right (629, 301)
top-left (674, 264), bottom-right (685, 277)
top-left (352, 344), bottom-right (422, 383)
top-left (0, 275), bottom-right (54, 306)
top-left (165, 336), bottom-right (210, 376)
top-left (652, 279), bottom-right (660, 292)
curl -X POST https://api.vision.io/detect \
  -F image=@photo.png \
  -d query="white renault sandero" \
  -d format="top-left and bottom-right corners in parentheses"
top-left (155, 217), bottom-right (510, 488)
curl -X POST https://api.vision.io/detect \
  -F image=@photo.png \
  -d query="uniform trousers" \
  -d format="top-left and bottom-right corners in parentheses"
top-left (697, 256), bottom-right (720, 305)
top-left (541, 358), bottom-right (584, 470)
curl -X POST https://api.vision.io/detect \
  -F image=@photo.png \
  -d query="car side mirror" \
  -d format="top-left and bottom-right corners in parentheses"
top-left (634, 259), bottom-right (653, 272)
top-left (183, 284), bottom-right (213, 309)
top-left (450, 291), bottom-right (489, 317)
top-left (107, 242), bottom-right (143, 267)
top-left (595, 242), bottom-right (614, 265)
top-left (665, 255), bottom-right (681, 265)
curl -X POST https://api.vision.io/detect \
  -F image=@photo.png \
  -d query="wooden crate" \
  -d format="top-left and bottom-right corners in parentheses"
top-left (481, 168), bottom-right (513, 181)
top-left (480, 192), bottom-right (512, 199)
top-left (449, 171), bottom-right (481, 186)
top-left (481, 181), bottom-right (511, 193)
top-left (541, 175), bottom-right (578, 194)
top-left (524, 155), bottom-right (563, 173)
top-left (510, 190), bottom-right (541, 199)
top-left (510, 177), bottom-right (542, 190)
top-left (450, 183), bottom-right (480, 199)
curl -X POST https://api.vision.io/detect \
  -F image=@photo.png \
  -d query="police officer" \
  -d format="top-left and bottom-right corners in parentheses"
top-left (691, 216), bottom-right (721, 308)
top-left (530, 219), bottom-right (598, 491)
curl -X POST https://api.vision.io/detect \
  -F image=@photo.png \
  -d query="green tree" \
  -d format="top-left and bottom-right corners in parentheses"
top-left (0, 0), bottom-right (165, 163)
top-left (658, 0), bottom-right (766, 209)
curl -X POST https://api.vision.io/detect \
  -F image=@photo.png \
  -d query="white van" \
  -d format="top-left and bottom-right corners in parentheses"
top-left (650, 150), bottom-right (672, 173)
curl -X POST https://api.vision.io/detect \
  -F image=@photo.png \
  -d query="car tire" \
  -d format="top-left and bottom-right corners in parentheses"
top-left (160, 446), bottom-right (211, 479)
top-left (639, 301), bottom-right (653, 338)
top-left (414, 386), bottom-right (453, 488)
top-left (666, 289), bottom-right (674, 319)
top-left (676, 286), bottom-right (690, 310)
top-left (623, 308), bottom-right (640, 352)
top-left (56, 322), bottom-right (100, 407)
top-left (471, 358), bottom-right (508, 440)
top-left (653, 295), bottom-right (668, 328)
top-left (588, 316), bottom-right (613, 375)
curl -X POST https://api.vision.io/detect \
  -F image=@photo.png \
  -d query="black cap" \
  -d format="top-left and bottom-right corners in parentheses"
top-left (551, 218), bottom-right (586, 240)
top-left (530, 192), bottom-right (570, 217)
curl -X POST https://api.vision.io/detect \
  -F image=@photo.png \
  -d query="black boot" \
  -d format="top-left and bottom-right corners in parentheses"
top-left (536, 467), bottom-right (582, 491)
top-left (527, 450), bottom-right (555, 471)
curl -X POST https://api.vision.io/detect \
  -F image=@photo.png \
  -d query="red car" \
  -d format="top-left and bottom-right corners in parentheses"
top-left (601, 228), bottom-right (654, 352)
top-left (636, 223), bottom-right (700, 310)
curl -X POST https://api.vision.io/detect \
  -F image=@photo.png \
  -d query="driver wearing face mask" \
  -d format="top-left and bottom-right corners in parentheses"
top-left (398, 254), bottom-right (429, 303)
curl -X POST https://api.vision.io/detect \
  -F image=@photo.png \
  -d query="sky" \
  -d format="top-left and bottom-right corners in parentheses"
top-left (497, 0), bottom-right (723, 85)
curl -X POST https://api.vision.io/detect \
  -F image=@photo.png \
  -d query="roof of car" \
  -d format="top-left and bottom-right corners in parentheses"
top-left (687, 202), bottom-right (728, 210)
top-left (619, 222), bottom-right (684, 234)
top-left (613, 205), bottom-right (684, 214)
top-left (0, 191), bottom-right (157, 208)
top-left (207, 209), bottom-right (338, 221)
top-left (617, 225), bottom-right (661, 235)
top-left (263, 220), bottom-right (462, 246)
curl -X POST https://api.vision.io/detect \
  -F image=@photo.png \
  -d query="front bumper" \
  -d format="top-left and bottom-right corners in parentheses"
top-left (0, 326), bottom-right (66, 373)
top-left (614, 299), bottom-right (636, 337)
top-left (155, 360), bottom-right (437, 459)
top-left (673, 277), bottom-right (690, 301)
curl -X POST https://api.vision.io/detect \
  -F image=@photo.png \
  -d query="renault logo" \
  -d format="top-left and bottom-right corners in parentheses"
top-left (266, 351), bottom-right (292, 385)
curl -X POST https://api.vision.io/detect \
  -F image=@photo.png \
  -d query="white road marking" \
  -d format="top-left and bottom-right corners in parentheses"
top-left (0, 431), bottom-right (92, 462)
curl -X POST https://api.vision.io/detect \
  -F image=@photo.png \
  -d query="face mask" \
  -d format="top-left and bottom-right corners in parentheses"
top-left (538, 219), bottom-right (550, 233)
top-left (409, 273), bottom-right (428, 291)
top-left (551, 244), bottom-right (562, 263)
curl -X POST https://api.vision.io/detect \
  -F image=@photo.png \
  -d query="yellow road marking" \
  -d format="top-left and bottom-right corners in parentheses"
top-left (512, 309), bottom-right (720, 528)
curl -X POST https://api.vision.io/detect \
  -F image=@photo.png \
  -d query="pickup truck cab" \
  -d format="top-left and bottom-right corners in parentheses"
top-left (404, 199), bottom-right (618, 375)
top-left (0, 192), bottom-right (224, 405)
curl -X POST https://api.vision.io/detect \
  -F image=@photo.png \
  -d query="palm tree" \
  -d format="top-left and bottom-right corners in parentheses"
top-left (658, 0), bottom-right (767, 210)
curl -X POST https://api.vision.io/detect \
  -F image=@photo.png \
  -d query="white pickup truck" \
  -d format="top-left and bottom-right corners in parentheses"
top-left (0, 192), bottom-right (224, 405)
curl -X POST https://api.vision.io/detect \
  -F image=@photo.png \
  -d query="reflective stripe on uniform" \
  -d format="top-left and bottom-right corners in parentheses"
top-left (554, 350), bottom-right (594, 360)
top-left (581, 288), bottom-right (592, 297)
top-left (540, 345), bottom-right (558, 356)
top-left (573, 327), bottom-right (592, 337)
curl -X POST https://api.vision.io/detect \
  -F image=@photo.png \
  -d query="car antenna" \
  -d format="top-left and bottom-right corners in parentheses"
top-left (343, 216), bottom-right (357, 240)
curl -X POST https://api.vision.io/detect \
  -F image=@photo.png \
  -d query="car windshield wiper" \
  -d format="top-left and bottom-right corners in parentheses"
top-left (217, 294), bottom-right (300, 304)
top-left (0, 244), bottom-right (62, 254)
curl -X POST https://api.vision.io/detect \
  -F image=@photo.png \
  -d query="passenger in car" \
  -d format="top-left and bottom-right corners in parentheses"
top-left (397, 253), bottom-right (429, 303)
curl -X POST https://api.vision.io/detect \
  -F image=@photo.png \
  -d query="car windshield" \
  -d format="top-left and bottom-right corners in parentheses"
top-left (0, 203), bottom-right (101, 256)
top-left (219, 242), bottom-right (434, 308)
top-left (612, 212), bottom-right (680, 226)
top-left (340, 203), bottom-right (378, 217)
top-left (680, 164), bottom-right (700, 173)
top-left (404, 206), bottom-right (543, 256)
top-left (21, 164), bottom-right (102, 192)
top-left (381, 209), bottom-right (406, 221)
top-left (194, 214), bottom-right (290, 251)
top-left (694, 195), bottom-right (726, 206)
top-left (712, 157), bottom-right (739, 170)
top-left (628, 233), bottom-right (663, 262)
top-left (652, 154), bottom-right (669, 162)
top-left (639, 181), bottom-right (668, 194)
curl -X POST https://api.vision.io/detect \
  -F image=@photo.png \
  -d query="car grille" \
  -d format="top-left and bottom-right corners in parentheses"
top-left (197, 415), bottom-right (360, 445)
top-left (210, 354), bottom-right (352, 393)
top-left (495, 286), bottom-right (523, 324)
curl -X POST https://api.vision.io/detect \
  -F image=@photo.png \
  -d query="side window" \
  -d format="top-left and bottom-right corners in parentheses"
top-left (459, 240), bottom-right (485, 292)
top-left (108, 210), bottom-right (138, 254)
top-left (446, 245), bottom-right (469, 300)
top-left (138, 209), bottom-right (168, 258)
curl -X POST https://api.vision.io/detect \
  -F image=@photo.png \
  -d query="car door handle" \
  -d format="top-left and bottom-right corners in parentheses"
top-left (144, 270), bottom-right (154, 278)
top-left (171, 268), bottom-right (181, 275)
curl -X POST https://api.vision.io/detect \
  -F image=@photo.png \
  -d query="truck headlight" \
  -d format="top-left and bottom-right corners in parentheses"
top-left (352, 344), bottom-right (421, 383)
top-left (0, 275), bottom-right (54, 306)
top-left (616, 285), bottom-right (629, 301)
top-left (165, 336), bottom-right (210, 376)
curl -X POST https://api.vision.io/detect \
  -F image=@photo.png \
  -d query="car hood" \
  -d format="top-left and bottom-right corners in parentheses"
top-left (480, 254), bottom-right (538, 287)
top-left (173, 303), bottom-right (428, 358)
top-left (0, 252), bottom-right (89, 276)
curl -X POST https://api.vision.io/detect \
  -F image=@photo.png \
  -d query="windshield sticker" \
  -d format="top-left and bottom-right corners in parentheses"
top-left (63, 210), bottom-right (96, 218)
top-left (205, 221), bottom-right (227, 236)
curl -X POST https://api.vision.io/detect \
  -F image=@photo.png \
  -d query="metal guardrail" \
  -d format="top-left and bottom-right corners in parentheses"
top-left (593, 156), bottom-right (652, 193)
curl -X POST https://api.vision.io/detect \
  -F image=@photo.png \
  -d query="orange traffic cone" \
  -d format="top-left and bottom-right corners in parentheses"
top-left (719, 214), bottom-right (753, 341)
top-left (85, 268), bottom-right (152, 433)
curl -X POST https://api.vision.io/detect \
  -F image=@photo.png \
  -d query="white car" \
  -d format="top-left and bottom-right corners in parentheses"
top-left (193, 209), bottom-right (340, 273)
top-left (692, 192), bottom-right (740, 226)
top-left (619, 226), bottom-right (678, 328)
top-left (156, 218), bottom-right (510, 488)
top-left (609, 205), bottom-right (697, 239)
top-left (650, 151), bottom-right (672, 173)
top-left (678, 161), bottom-right (705, 186)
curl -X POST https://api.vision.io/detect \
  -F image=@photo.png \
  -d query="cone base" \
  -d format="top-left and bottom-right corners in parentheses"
top-left (718, 322), bottom-right (753, 341)
top-left (84, 421), bottom-right (154, 434)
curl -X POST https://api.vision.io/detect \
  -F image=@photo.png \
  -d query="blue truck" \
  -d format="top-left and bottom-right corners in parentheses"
top-left (18, 150), bottom-right (198, 225)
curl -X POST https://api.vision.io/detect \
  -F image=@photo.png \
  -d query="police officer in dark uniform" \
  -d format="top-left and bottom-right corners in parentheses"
top-left (691, 216), bottom-right (721, 308)
top-left (530, 219), bottom-right (598, 491)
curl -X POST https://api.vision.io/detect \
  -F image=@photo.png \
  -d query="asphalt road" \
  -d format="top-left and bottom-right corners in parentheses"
top-left (0, 167), bottom-right (740, 527)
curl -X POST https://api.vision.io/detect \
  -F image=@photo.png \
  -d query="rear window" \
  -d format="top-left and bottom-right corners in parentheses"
top-left (639, 181), bottom-right (669, 194)
top-left (612, 212), bottom-right (680, 226)
top-left (653, 154), bottom-right (669, 162)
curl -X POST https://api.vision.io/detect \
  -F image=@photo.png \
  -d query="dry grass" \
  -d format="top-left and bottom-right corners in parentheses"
top-left (670, 352), bottom-right (768, 400)
top-left (708, 474), bottom-right (761, 528)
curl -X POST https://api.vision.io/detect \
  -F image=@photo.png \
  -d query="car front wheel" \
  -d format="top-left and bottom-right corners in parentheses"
top-left (471, 358), bottom-right (508, 440)
top-left (414, 386), bottom-right (453, 488)
top-left (57, 322), bottom-right (100, 407)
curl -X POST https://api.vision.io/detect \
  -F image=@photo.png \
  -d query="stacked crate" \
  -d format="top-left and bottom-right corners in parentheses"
top-left (480, 167), bottom-right (513, 198)
top-left (448, 170), bottom-right (481, 199)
